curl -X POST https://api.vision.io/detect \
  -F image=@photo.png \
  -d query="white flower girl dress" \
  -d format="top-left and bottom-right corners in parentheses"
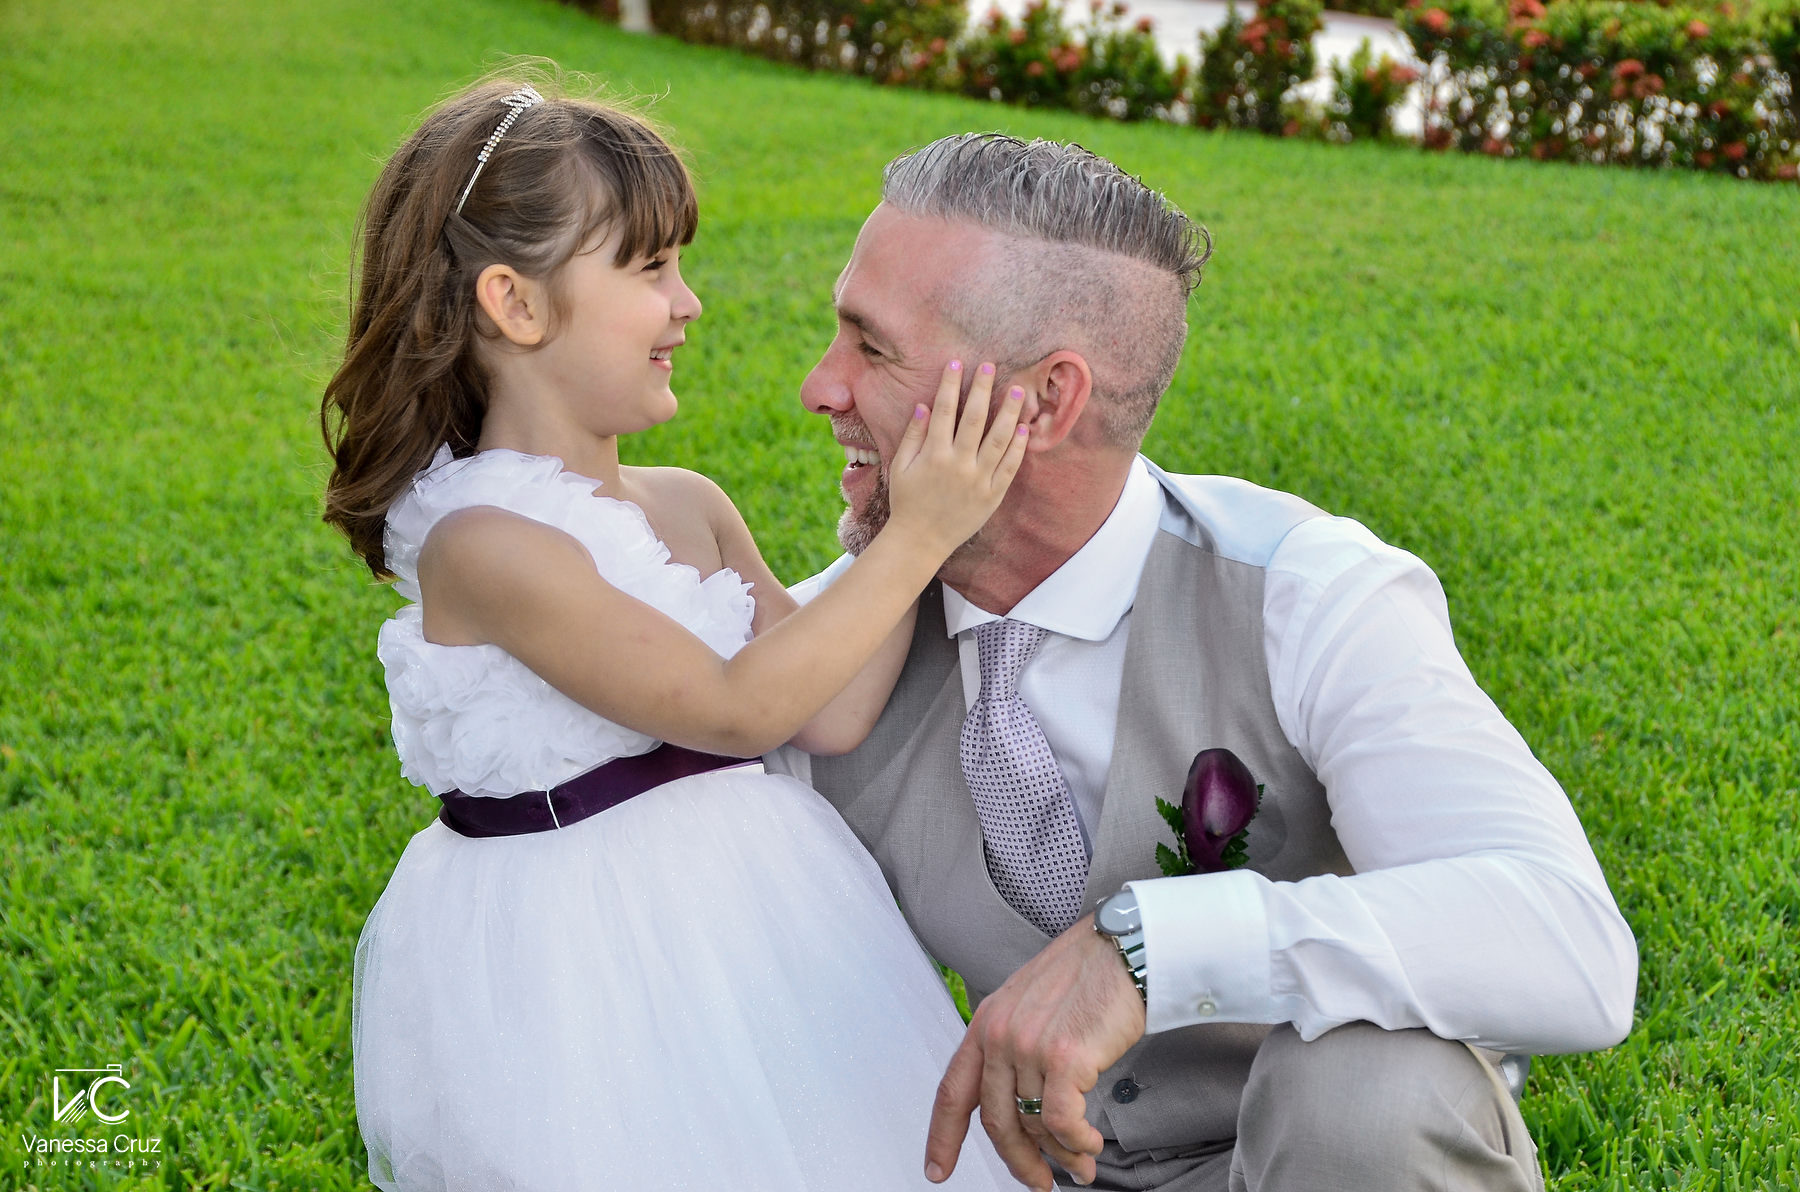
top-left (353, 447), bottom-right (1009, 1191)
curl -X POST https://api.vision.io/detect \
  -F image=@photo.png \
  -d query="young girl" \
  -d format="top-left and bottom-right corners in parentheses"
top-left (321, 77), bottom-right (1028, 1191)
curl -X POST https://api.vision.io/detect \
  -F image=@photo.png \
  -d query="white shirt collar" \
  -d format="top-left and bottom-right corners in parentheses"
top-left (942, 456), bottom-right (1162, 641)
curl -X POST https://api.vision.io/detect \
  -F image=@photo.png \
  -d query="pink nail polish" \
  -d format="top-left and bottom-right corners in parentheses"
top-left (1010, 387), bottom-right (1025, 400)
top-left (915, 404), bottom-right (929, 419)
top-left (980, 362), bottom-right (995, 375)
top-left (948, 360), bottom-right (963, 372)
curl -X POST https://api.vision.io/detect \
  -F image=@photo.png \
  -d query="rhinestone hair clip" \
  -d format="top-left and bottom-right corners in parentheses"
top-left (452, 85), bottom-right (546, 217)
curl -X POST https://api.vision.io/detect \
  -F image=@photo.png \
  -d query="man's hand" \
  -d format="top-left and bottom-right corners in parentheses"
top-left (924, 915), bottom-right (1147, 1190)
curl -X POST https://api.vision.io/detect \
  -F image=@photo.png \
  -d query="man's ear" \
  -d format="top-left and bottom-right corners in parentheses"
top-left (474, 263), bottom-right (546, 347)
top-left (1017, 351), bottom-right (1093, 452)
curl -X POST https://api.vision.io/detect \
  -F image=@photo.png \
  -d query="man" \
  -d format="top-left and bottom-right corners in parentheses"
top-left (772, 134), bottom-right (1636, 1192)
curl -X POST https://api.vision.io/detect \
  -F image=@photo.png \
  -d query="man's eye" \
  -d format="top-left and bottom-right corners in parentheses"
top-left (856, 341), bottom-right (883, 359)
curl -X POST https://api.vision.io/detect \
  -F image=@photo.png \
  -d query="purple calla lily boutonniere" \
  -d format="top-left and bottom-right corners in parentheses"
top-left (1155, 748), bottom-right (1263, 877)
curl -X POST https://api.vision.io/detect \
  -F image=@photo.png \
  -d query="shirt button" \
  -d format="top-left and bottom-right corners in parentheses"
top-left (1197, 999), bottom-right (1218, 1017)
top-left (1111, 1078), bottom-right (1139, 1104)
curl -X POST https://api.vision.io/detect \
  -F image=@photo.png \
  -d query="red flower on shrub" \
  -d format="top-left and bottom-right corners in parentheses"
top-left (1135, 15), bottom-right (1155, 33)
top-left (1424, 126), bottom-right (1453, 149)
top-left (1776, 163), bottom-right (1799, 181)
top-left (1522, 29), bottom-right (1549, 48)
top-left (1508, 0), bottom-right (1545, 25)
top-left (1612, 59), bottom-right (1645, 80)
top-left (1392, 64), bottom-right (1420, 85)
top-left (1419, 7), bottom-right (1452, 34)
top-left (1481, 136), bottom-right (1508, 155)
top-left (1054, 46), bottom-right (1083, 70)
top-left (1723, 141), bottom-right (1748, 160)
top-left (1696, 150), bottom-right (1716, 167)
top-left (1112, 0), bottom-right (1128, 14)
top-left (1027, 59), bottom-right (1045, 75)
top-left (930, 36), bottom-right (946, 53)
top-left (1008, 27), bottom-right (1028, 44)
top-left (1577, 62), bottom-right (1599, 80)
top-left (1282, 118), bottom-right (1303, 137)
top-left (1685, 20), bottom-right (1709, 39)
top-left (1243, 19), bottom-right (1270, 39)
top-left (1632, 74), bottom-right (1664, 99)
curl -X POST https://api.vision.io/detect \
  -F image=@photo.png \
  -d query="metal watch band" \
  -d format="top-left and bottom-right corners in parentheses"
top-left (1108, 927), bottom-right (1149, 1004)
top-left (1094, 889), bottom-right (1148, 1005)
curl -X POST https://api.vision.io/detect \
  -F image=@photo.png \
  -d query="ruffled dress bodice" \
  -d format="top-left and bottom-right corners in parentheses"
top-left (376, 446), bottom-right (755, 798)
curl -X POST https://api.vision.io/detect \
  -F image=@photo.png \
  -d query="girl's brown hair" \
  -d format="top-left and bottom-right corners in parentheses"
top-left (320, 72), bottom-right (698, 577)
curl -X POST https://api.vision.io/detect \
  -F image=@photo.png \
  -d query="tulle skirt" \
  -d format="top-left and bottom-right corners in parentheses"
top-left (352, 766), bottom-right (1012, 1191)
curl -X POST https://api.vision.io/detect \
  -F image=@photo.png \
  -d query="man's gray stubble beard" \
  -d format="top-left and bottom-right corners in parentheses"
top-left (836, 465), bottom-right (986, 575)
top-left (836, 468), bottom-right (890, 557)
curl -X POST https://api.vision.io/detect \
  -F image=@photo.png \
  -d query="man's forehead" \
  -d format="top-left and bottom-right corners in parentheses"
top-left (833, 205), bottom-right (996, 311)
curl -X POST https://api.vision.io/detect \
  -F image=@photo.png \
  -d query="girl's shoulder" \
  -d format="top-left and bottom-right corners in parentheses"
top-left (618, 464), bottom-right (732, 515)
top-left (617, 464), bottom-right (742, 569)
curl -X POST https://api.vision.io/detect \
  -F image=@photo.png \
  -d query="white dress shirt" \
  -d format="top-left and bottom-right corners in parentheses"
top-left (777, 457), bottom-right (1637, 1056)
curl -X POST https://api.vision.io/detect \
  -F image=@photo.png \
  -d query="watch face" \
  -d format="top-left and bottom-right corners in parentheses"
top-left (1097, 891), bottom-right (1140, 936)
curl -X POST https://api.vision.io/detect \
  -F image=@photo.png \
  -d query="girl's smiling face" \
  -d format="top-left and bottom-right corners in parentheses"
top-left (539, 231), bottom-right (703, 436)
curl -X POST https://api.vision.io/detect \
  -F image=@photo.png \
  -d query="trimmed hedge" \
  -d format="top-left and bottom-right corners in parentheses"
top-left (1402, 0), bottom-right (1800, 177)
top-left (957, 2), bottom-right (1185, 120)
top-left (1193, 0), bottom-right (1324, 132)
top-left (644, 0), bottom-right (967, 82)
top-left (621, 0), bottom-right (1799, 178)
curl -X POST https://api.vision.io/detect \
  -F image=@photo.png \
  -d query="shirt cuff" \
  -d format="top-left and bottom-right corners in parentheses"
top-left (1127, 870), bottom-right (1274, 1034)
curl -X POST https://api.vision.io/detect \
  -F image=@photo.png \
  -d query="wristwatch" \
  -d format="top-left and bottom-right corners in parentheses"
top-left (1093, 888), bottom-right (1148, 1004)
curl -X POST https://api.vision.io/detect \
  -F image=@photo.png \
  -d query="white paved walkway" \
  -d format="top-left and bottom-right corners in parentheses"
top-left (983, 0), bottom-right (1425, 133)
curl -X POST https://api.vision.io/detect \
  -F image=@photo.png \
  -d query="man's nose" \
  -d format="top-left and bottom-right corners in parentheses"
top-left (800, 346), bottom-right (852, 415)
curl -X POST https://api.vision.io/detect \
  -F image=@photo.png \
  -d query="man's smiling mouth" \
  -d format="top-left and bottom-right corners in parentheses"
top-left (843, 445), bottom-right (879, 468)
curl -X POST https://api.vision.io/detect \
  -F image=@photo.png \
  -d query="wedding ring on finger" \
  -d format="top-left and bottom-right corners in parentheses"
top-left (1015, 1096), bottom-right (1044, 1116)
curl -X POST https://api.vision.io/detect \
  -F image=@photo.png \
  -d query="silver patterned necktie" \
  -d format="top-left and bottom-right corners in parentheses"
top-left (959, 619), bottom-right (1089, 935)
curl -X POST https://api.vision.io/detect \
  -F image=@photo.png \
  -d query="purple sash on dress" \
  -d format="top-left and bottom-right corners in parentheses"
top-left (436, 744), bottom-right (750, 838)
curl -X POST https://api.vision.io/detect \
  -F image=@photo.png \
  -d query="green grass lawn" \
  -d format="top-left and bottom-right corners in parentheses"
top-left (2, 0), bottom-right (1796, 1187)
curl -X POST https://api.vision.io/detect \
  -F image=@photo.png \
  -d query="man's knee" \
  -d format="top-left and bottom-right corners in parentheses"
top-left (1233, 1023), bottom-right (1539, 1192)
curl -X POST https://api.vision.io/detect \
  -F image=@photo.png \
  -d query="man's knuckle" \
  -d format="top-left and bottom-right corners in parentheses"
top-left (1043, 1036), bottom-right (1081, 1072)
top-left (931, 1080), bottom-right (963, 1114)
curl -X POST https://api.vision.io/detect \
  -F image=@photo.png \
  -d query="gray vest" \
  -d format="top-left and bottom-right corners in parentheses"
top-left (811, 478), bottom-right (1353, 1153)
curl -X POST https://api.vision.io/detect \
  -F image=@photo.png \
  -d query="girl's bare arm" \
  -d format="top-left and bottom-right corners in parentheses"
top-left (418, 363), bottom-right (1024, 758)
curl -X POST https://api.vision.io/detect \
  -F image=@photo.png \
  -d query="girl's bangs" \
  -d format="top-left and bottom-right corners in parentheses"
top-left (576, 123), bottom-right (698, 265)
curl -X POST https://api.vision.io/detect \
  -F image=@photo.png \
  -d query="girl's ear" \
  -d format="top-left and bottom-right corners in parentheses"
top-left (475, 264), bottom-right (545, 347)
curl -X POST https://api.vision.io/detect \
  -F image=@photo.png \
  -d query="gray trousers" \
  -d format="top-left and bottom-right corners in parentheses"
top-left (1061, 1024), bottom-right (1543, 1192)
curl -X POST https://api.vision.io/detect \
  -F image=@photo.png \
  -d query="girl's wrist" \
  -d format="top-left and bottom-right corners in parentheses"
top-left (867, 518), bottom-right (951, 572)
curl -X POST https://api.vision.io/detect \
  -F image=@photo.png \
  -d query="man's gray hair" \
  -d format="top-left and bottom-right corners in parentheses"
top-left (881, 135), bottom-right (1210, 444)
top-left (883, 134), bottom-right (1211, 292)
